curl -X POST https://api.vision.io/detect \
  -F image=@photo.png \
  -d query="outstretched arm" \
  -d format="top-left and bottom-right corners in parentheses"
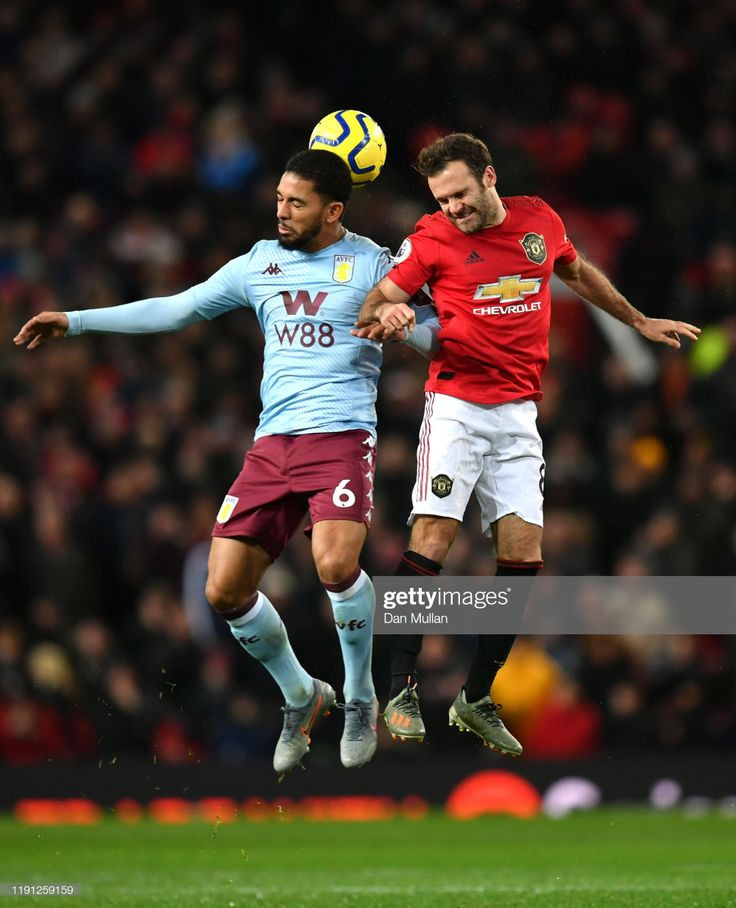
top-left (15, 257), bottom-right (248, 350)
top-left (14, 289), bottom-right (206, 350)
top-left (554, 254), bottom-right (700, 349)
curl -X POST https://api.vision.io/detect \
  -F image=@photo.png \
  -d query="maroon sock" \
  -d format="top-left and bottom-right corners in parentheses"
top-left (216, 593), bottom-right (259, 622)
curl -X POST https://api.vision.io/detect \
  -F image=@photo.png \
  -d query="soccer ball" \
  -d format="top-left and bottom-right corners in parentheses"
top-left (309, 110), bottom-right (386, 187)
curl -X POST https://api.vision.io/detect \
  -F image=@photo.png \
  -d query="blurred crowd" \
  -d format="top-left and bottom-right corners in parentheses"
top-left (1, 1), bottom-right (735, 765)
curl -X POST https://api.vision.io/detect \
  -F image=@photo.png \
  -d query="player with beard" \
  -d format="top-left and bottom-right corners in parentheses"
top-left (15, 149), bottom-right (436, 775)
top-left (356, 132), bottom-right (700, 753)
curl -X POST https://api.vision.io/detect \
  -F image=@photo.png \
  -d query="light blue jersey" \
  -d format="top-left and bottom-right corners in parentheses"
top-left (66, 231), bottom-right (395, 438)
top-left (192, 232), bottom-right (392, 437)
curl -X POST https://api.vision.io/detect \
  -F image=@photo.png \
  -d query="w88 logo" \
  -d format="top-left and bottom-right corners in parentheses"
top-left (274, 321), bottom-right (335, 348)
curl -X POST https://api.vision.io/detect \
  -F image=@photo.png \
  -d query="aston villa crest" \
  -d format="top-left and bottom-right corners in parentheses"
top-left (333, 254), bottom-right (355, 283)
top-left (520, 232), bottom-right (547, 264)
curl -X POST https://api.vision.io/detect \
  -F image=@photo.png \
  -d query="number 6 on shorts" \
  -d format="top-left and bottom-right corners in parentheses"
top-left (332, 478), bottom-right (356, 508)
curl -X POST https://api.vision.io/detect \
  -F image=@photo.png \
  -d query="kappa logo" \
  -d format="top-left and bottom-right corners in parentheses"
top-left (262, 262), bottom-right (284, 275)
top-left (431, 474), bottom-right (454, 498)
top-left (465, 250), bottom-right (484, 265)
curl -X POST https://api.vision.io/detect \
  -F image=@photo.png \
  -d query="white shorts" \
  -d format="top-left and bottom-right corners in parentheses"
top-left (410, 392), bottom-right (544, 536)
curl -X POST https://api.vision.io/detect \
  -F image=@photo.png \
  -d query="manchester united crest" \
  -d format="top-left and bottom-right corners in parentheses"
top-left (520, 232), bottom-right (547, 265)
top-left (431, 474), bottom-right (454, 498)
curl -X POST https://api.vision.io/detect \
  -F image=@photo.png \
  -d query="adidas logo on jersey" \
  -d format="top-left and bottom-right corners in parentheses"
top-left (465, 250), bottom-right (484, 265)
top-left (263, 263), bottom-right (284, 275)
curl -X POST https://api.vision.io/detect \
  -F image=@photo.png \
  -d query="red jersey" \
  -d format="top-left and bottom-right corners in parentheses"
top-left (389, 196), bottom-right (577, 404)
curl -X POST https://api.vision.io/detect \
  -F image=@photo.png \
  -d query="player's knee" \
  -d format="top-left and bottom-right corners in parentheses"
top-left (205, 576), bottom-right (252, 612)
top-left (315, 550), bottom-right (358, 586)
top-left (494, 516), bottom-right (542, 563)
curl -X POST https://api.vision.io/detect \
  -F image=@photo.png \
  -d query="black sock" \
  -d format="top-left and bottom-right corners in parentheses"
top-left (463, 559), bottom-right (542, 703)
top-left (389, 550), bottom-right (443, 698)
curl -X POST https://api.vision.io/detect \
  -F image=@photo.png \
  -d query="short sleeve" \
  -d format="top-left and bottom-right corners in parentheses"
top-left (370, 247), bottom-right (394, 288)
top-left (545, 203), bottom-right (577, 266)
top-left (387, 229), bottom-right (438, 296)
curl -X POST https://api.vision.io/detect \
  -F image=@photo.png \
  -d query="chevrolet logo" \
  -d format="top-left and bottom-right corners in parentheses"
top-left (474, 274), bottom-right (541, 303)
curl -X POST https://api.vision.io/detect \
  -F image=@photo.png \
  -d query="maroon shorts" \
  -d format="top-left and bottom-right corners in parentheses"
top-left (211, 430), bottom-right (376, 560)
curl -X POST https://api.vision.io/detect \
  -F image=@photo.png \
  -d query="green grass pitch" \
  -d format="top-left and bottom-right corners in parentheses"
top-left (1, 809), bottom-right (735, 907)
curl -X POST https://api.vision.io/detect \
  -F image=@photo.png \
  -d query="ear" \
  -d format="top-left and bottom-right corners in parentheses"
top-left (483, 166), bottom-right (497, 189)
top-left (325, 201), bottom-right (345, 224)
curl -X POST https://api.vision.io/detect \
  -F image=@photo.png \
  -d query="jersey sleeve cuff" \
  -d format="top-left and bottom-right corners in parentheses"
top-left (556, 250), bottom-right (578, 266)
top-left (403, 323), bottom-right (439, 359)
top-left (387, 268), bottom-right (420, 296)
top-left (65, 311), bottom-right (82, 336)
